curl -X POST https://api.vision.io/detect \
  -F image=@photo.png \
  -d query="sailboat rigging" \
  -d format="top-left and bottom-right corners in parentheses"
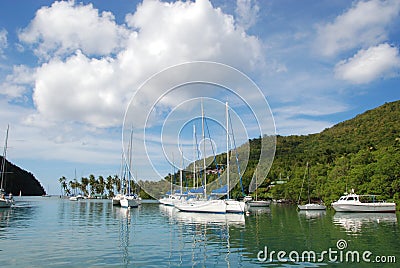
top-left (120, 127), bottom-right (140, 208)
top-left (175, 99), bottom-right (227, 213)
top-left (0, 125), bottom-right (14, 208)
top-left (224, 102), bottom-right (246, 213)
top-left (297, 162), bottom-right (326, 210)
top-left (246, 168), bottom-right (271, 207)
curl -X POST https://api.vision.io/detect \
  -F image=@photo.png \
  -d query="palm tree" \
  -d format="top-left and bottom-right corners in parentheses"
top-left (81, 177), bottom-right (89, 196)
top-left (89, 174), bottom-right (96, 196)
top-left (59, 176), bottom-right (67, 196)
top-left (97, 176), bottom-right (105, 195)
top-left (106, 175), bottom-right (114, 197)
top-left (69, 180), bottom-right (76, 196)
top-left (114, 174), bottom-right (121, 194)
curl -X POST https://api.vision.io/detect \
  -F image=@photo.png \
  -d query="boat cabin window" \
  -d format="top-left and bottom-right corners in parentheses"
top-left (347, 196), bottom-right (354, 201)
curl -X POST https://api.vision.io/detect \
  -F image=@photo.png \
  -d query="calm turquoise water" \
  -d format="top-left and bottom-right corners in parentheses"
top-left (0, 197), bottom-right (399, 267)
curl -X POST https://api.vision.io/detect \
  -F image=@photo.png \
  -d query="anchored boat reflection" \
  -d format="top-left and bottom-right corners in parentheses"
top-left (333, 212), bottom-right (398, 234)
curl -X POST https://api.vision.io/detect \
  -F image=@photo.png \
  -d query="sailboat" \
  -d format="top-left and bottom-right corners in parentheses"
top-left (159, 152), bottom-right (187, 206)
top-left (224, 102), bottom-right (246, 213)
top-left (42, 185), bottom-right (51, 197)
top-left (0, 125), bottom-right (14, 208)
top-left (120, 128), bottom-right (140, 208)
top-left (159, 172), bottom-right (181, 206)
top-left (246, 168), bottom-right (271, 207)
top-left (112, 153), bottom-right (125, 206)
top-left (175, 100), bottom-right (226, 214)
top-left (297, 162), bottom-right (326, 210)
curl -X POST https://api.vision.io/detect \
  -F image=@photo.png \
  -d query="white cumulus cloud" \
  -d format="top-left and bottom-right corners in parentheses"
top-left (316, 0), bottom-right (400, 57)
top-left (18, 0), bottom-right (129, 60)
top-left (21, 0), bottom-right (263, 129)
top-left (0, 65), bottom-right (35, 99)
top-left (33, 51), bottom-right (122, 127)
top-left (334, 43), bottom-right (400, 84)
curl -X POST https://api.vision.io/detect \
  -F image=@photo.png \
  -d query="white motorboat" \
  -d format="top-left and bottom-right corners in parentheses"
top-left (331, 190), bottom-right (396, 212)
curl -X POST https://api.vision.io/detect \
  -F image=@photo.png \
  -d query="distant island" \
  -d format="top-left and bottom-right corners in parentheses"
top-left (1, 156), bottom-right (45, 196)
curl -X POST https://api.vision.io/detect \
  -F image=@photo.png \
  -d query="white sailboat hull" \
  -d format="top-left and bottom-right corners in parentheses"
top-left (298, 203), bottom-right (326, 210)
top-left (112, 194), bottom-right (123, 206)
top-left (120, 196), bottom-right (139, 208)
top-left (159, 198), bottom-right (174, 206)
top-left (159, 195), bottom-right (182, 207)
top-left (248, 200), bottom-right (271, 207)
top-left (225, 200), bottom-right (246, 213)
top-left (175, 199), bottom-right (226, 214)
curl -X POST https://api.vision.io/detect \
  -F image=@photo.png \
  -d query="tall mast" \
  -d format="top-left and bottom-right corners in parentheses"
top-left (255, 168), bottom-right (258, 201)
top-left (226, 102), bottom-right (230, 200)
top-left (201, 99), bottom-right (206, 198)
top-left (1, 125), bottom-right (9, 191)
top-left (193, 124), bottom-right (196, 188)
top-left (180, 150), bottom-right (183, 195)
top-left (307, 162), bottom-right (310, 204)
top-left (172, 153), bottom-right (175, 195)
top-left (128, 127), bottom-right (133, 195)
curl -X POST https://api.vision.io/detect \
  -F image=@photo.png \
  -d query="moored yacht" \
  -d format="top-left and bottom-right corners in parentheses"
top-left (331, 190), bottom-right (396, 212)
top-left (0, 125), bottom-right (14, 208)
top-left (246, 196), bottom-right (271, 208)
top-left (175, 199), bottom-right (227, 214)
top-left (297, 162), bottom-right (326, 211)
top-left (159, 193), bottom-right (183, 206)
top-left (174, 101), bottom-right (227, 214)
top-left (120, 194), bottom-right (140, 208)
top-left (0, 192), bottom-right (13, 208)
top-left (298, 203), bottom-right (326, 210)
top-left (112, 193), bottom-right (124, 206)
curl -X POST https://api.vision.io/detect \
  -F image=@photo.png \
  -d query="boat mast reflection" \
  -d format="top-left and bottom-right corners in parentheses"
top-left (159, 204), bottom-right (245, 266)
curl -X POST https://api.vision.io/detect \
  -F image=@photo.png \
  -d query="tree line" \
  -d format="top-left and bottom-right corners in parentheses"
top-left (58, 174), bottom-right (139, 197)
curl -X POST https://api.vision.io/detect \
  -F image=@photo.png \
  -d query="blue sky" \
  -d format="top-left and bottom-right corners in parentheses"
top-left (0, 0), bottom-right (399, 194)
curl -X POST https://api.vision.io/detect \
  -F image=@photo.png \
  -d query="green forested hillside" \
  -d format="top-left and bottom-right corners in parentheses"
top-left (1, 156), bottom-right (45, 196)
top-left (58, 100), bottom-right (400, 207)
top-left (254, 100), bottom-right (400, 206)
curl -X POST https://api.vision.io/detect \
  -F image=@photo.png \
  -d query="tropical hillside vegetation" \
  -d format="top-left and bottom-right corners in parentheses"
top-left (57, 100), bottom-right (400, 207)
top-left (257, 100), bottom-right (400, 206)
